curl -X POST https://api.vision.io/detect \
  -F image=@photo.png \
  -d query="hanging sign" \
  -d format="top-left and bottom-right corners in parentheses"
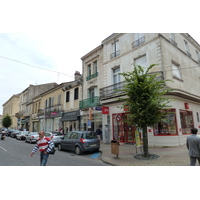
top-left (116, 114), bottom-right (122, 122)
top-left (102, 106), bottom-right (109, 114)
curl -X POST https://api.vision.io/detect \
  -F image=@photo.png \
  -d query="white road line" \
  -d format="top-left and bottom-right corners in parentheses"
top-left (0, 145), bottom-right (7, 152)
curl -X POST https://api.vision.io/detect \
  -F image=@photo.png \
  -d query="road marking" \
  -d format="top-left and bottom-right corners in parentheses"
top-left (90, 152), bottom-right (100, 159)
top-left (0, 145), bottom-right (7, 152)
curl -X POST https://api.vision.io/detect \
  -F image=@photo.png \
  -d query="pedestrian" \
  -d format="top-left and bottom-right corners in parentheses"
top-left (30, 131), bottom-right (54, 166)
top-left (186, 127), bottom-right (200, 166)
top-left (96, 126), bottom-right (102, 141)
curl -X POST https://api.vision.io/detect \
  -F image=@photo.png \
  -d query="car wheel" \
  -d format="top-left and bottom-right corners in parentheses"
top-left (58, 144), bottom-right (62, 151)
top-left (75, 146), bottom-right (82, 155)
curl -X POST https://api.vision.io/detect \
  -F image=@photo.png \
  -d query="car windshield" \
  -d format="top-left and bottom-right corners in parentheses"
top-left (84, 132), bottom-right (97, 139)
top-left (31, 132), bottom-right (38, 135)
top-left (52, 132), bottom-right (63, 136)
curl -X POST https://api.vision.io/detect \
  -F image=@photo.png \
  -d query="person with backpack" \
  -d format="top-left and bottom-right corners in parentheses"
top-left (30, 131), bottom-right (54, 166)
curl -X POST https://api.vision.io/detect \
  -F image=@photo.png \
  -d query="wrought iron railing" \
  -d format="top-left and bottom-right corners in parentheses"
top-left (110, 50), bottom-right (120, 59)
top-left (86, 72), bottom-right (98, 81)
top-left (79, 96), bottom-right (101, 109)
top-left (169, 38), bottom-right (177, 46)
top-left (132, 36), bottom-right (145, 48)
top-left (100, 81), bottom-right (126, 99)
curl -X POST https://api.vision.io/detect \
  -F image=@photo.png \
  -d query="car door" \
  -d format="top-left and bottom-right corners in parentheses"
top-left (61, 132), bottom-right (73, 150)
top-left (68, 132), bottom-right (79, 150)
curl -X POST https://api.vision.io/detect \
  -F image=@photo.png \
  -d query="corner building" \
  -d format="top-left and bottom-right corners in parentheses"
top-left (81, 33), bottom-right (200, 146)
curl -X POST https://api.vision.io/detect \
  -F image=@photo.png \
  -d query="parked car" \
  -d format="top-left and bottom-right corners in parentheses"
top-left (10, 130), bottom-right (21, 138)
top-left (6, 129), bottom-right (16, 136)
top-left (25, 132), bottom-right (39, 143)
top-left (16, 131), bottom-right (29, 140)
top-left (45, 131), bottom-right (64, 147)
top-left (58, 131), bottom-right (100, 155)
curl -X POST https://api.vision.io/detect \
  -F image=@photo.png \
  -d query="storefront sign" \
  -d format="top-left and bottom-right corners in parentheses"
top-left (94, 106), bottom-right (102, 111)
top-left (62, 110), bottom-right (80, 121)
top-left (185, 103), bottom-right (189, 109)
top-left (51, 112), bottom-right (58, 116)
top-left (102, 106), bottom-right (109, 114)
top-left (124, 106), bottom-right (129, 111)
top-left (116, 114), bottom-right (122, 122)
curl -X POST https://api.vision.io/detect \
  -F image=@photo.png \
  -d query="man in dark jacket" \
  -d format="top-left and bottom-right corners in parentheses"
top-left (186, 127), bottom-right (200, 166)
top-left (96, 126), bottom-right (102, 141)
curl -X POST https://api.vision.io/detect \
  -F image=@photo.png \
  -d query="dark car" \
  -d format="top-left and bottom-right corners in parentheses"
top-left (10, 130), bottom-right (21, 138)
top-left (6, 129), bottom-right (16, 137)
top-left (58, 131), bottom-right (100, 155)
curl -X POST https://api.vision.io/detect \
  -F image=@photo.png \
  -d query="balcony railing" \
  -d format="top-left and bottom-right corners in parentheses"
top-left (86, 72), bottom-right (98, 81)
top-left (110, 50), bottom-right (120, 59)
top-left (132, 36), bottom-right (145, 48)
top-left (185, 51), bottom-right (191, 57)
top-left (169, 38), bottom-right (177, 46)
top-left (100, 81), bottom-right (126, 100)
top-left (79, 96), bottom-right (101, 109)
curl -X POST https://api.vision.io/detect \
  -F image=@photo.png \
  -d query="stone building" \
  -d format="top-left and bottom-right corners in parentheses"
top-left (81, 33), bottom-right (200, 146)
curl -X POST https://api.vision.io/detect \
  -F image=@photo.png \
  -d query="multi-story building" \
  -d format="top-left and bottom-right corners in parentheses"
top-left (80, 45), bottom-right (103, 134)
top-left (2, 93), bottom-right (21, 129)
top-left (61, 71), bottom-right (82, 133)
top-left (15, 82), bottom-right (57, 130)
top-left (81, 33), bottom-right (200, 146)
top-left (29, 71), bottom-right (82, 133)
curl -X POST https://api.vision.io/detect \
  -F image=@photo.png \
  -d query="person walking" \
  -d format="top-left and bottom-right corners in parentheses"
top-left (96, 126), bottom-right (102, 141)
top-left (30, 131), bottom-right (54, 166)
top-left (186, 127), bottom-right (200, 166)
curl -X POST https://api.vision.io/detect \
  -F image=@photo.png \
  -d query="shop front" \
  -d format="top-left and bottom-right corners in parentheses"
top-left (61, 110), bottom-right (81, 133)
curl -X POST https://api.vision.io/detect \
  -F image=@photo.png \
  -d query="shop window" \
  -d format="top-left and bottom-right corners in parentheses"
top-left (154, 109), bottom-right (177, 135)
top-left (180, 110), bottom-right (194, 134)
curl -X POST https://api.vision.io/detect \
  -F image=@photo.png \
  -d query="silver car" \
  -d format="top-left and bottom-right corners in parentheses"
top-left (25, 132), bottom-right (39, 143)
top-left (58, 131), bottom-right (100, 155)
top-left (45, 131), bottom-right (64, 147)
top-left (16, 131), bottom-right (29, 140)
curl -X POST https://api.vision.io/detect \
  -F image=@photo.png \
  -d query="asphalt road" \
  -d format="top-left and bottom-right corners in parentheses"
top-left (0, 136), bottom-right (111, 166)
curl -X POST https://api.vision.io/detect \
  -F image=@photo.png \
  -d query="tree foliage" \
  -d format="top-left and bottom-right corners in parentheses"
top-left (119, 64), bottom-right (172, 157)
top-left (2, 114), bottom-right (12, 128)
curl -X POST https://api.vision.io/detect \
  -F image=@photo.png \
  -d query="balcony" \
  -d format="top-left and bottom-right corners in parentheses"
top-left (100, 81), bottom-right (126, 100)
top-left (110, 50), bottom-right (120, 59)
top-left (79, 96), bottom-right (101, 109)
top-left (132, 36), bottom-right (145, 48)
top-left (169, 38), bottom-right (177, 46)
top-left (185, 51), bottom-right (191, 57)
top-left (86, 72), bottom-right (98, 81)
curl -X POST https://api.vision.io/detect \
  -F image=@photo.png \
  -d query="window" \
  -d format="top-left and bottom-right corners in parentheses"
top-left (180, 110), bottom-right (194, 134)
top-left (74, 88), bottom-right (79, 100)
top-left (154, 109), bottom-right (177, 135)
top-left (134, 55), bottom-right (147, 72)
top-left (58, 94), bottom-right (61, 105)
top-left (93, 61), bottom-right (97, 73)
top-left (87, 64), bottom-right (91, 76)
top-left (66, 91), bottom-right (70, 102)
top-left (113, 67), bottom-right (121, 84)
top-left (110, 40), bottom-right (120, 59)
top-left (172, 63), bottom-right (182, 79)
top-left (196, 50), bottom-right (200, 63)
top-left (132, 33), bottom-right (145, 48)
top-left (184, 40), bottom-right (191, 56)
top-left (169, 33), bottom-right (177, 46)
top-left (88, 88), bottom-right (95, 103)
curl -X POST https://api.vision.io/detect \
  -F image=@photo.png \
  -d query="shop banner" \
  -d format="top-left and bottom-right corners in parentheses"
top-left (135, 130), bottom-right (141, 147)
top-left (102, 106), bottom-right (109, 114)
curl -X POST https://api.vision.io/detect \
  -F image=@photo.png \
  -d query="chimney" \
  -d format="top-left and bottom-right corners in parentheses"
top-left (74, 71), bottom-right (81, 80)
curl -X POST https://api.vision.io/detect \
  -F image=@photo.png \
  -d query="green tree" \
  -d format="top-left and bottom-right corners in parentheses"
top-left (2, 114), bottom-right (12, 128)
top-left (120, 64), bottom-right (172, 157)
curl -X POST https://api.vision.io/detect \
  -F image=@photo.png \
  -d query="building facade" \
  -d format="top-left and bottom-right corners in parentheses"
top-left (2, 94), bottom-right (21, 129)
top-left (81, 33), bottom-right (200, 146)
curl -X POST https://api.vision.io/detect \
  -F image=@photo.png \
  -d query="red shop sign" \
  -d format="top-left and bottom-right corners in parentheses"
top-left (102, 106), bottom-right (109, 114)
top-left (116, 114), bottom-right (122, 122)
top-left (185, 103), bottom-right (189, 109)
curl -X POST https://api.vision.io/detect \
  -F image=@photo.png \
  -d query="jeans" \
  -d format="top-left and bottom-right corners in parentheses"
top-left (40, 152), bottom-right (49, 166)
top-left (190, 157), bottom-right (200, 166)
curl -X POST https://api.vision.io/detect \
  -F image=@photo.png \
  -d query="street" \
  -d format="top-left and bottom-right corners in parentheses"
top-left (0, 137), bottom-right (111, 166)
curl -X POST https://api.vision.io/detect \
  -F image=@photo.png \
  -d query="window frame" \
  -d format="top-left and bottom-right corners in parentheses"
top-left (66, 91), bottom-right (70, 103)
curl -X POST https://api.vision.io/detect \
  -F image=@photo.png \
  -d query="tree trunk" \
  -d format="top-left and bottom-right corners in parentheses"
top-left (142, 126), bottom-right (149, 157)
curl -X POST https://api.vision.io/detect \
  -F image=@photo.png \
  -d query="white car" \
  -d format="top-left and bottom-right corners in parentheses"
top-left (25, 132), bottom-right (39, 143)
top-left (45, 131), bottom-right (64, 147)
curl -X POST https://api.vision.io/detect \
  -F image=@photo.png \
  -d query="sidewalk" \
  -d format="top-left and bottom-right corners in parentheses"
top-left (99, 142), bottom-right (191, 166)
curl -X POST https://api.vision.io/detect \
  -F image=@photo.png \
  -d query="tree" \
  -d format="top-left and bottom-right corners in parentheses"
top-left (2, 114), bottom-right (12, 128)
top-left (119, 64), bottom-right (172, 158)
